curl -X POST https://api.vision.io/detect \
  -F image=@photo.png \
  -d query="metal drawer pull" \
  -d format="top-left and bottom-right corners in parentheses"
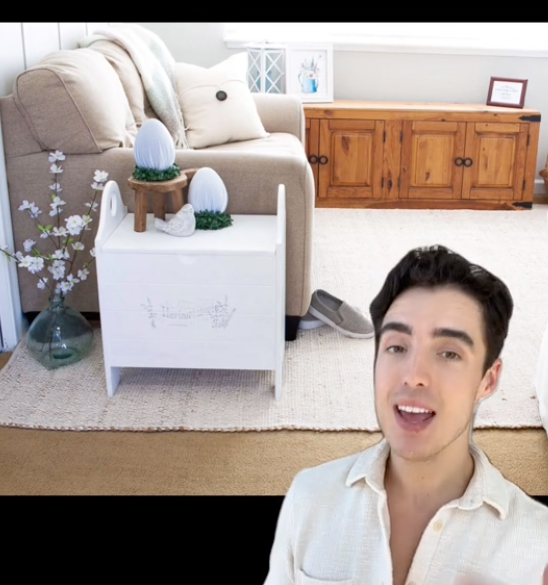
top-left (454, 157), bottom-right (464, 167)
top-left (463, 157), bottom-right (473, 167)
top-left (319, 156), bottom-right (328, 165)
top-left (308, 155), bottom-right (318, 164)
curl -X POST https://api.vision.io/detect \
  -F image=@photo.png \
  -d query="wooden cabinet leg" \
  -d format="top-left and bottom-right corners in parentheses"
top-left (154, 192), bottom-right (166, 220)
top-left (134, 189), bottom-right (148, 232)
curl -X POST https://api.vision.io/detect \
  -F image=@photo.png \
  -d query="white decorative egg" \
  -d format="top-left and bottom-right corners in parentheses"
top-left (134, 119), bottom-right (176, 171)
top-left (188, 167), bottom-right (228, 213)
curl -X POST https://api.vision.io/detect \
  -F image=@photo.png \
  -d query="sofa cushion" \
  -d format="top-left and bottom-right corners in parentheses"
top-left (174, 52), bottom-right (268, 149)
top-left (87, 40), bottom-right (159, 128)
top-left (13, 48), bottom-right (137, 154)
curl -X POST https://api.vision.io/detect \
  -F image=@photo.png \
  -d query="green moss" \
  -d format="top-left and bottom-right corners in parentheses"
top-left (132, 164), bottom-right (181, 182)
top-left (194, 211), bottom-right (233, 230)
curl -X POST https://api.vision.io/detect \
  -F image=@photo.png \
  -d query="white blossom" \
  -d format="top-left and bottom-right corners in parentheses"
top-left (77, 268), bottom-right (90, 281)
top-left (23, 239), bottom-right (36, 252)
top-left (93, 170), bottom-right (108, 183)
top-left (19, 255), bottom-right (44, 274)
top-left (48, 259), bottom-right (66, 280)
top-left (18, 256), bottom-right (32, 269)
top-left (16, 152), bottom-right (102, 300)
top-left (48, 151), bottom-right (65, 163)
top-left (29, 205), bottom-right (42, 218)
top-left (65, 215), bottom-right (85, 236)
top-left (52, 227), bottom-right (68, 238)
top-left (48, 264), bottom-right (65, 281)
top-left (50, 163), bottom-right (63, 174)
top-left (52, 249), bottom-right (70, 260)
top-left (59, 281), bottom-right (73, 294)
top-left (49, 199), bottom-right (65, 215)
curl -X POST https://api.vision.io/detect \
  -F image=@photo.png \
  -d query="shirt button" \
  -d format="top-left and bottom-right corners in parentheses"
top-left (433, 520), bottom-right (443, 532)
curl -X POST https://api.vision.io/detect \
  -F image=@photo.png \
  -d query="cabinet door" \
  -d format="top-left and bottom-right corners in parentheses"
top-left (305, 118), bottom-right (320, 197)
top-left (461, 122), bottom-right (528, 201)
top-left (318, 119), bottom-right (384, 201)
top-left (401, 121), bottom-right (466, 200)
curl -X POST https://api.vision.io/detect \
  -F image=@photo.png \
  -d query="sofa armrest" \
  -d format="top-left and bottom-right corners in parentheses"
top-left (252, 93), bottom-right (305, 146)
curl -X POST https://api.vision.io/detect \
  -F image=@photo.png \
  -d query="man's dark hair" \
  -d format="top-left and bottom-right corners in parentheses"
top-left (369, 245), bottom-right (514, 373)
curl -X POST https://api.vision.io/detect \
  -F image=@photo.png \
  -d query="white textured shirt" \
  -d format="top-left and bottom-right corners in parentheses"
top-left (263, 439), bottom-right (548, 585)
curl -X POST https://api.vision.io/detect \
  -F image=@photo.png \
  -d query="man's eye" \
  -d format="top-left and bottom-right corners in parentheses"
top-left (387, 345), bottom-right (405, 354)
top-left (441, 350), bottom-right (461, 360)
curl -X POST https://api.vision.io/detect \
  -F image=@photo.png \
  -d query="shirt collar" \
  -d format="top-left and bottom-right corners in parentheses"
top-left (345, 438), bottom-right (510, 519)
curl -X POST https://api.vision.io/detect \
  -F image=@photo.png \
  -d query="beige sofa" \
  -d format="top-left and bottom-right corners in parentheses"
top-left (0, 41), bottom-right (315, 340)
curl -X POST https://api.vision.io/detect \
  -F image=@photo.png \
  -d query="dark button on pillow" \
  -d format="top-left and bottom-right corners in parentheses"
top-left (216, 90), bottom-right (227, 101)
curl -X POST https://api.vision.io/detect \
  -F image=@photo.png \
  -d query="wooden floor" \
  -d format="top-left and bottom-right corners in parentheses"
top-left (0, 352), bottom-right (9, 369)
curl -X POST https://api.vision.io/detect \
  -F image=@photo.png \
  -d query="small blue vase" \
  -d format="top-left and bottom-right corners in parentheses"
top-left (301, 76), bottom-right (318, 94)
top-left (26, 293), bottom-right (93, 370)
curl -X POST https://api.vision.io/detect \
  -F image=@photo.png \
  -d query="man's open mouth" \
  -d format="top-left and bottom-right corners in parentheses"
top-left (395, 404), bottom-right (436, 425)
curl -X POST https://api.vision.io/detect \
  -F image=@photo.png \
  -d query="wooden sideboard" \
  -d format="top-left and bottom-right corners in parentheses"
top-left (304, 101), bottom-right (541, 210)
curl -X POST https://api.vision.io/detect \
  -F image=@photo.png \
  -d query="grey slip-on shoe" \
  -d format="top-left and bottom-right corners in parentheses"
top-left (308, 289), bottom-right (374, 339)
top-left (298, 310), bottom-right (326, 330)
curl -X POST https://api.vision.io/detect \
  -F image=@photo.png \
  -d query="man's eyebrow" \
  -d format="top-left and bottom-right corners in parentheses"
top-left (433, 327), bottom-right (475, 348)
top-left (379, 322), bottom-right (475, 348)
top-left (379, 321), bottom-right (412, 336)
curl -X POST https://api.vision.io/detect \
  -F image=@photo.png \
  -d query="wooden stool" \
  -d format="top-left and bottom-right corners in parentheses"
top-left (127, 169), bottom-right (198, 232)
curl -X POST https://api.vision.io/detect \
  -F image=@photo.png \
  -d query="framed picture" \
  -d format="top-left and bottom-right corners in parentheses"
top-left (486, 77), bottom-right (528, 108)
top-left (285, 44), bottom-right (333, 103)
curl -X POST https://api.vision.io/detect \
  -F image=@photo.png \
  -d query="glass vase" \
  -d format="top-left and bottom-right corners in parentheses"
top-left (26, 293), bottom-right (94, 370)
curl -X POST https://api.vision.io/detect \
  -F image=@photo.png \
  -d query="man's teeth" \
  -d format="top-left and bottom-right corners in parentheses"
top-left (398, 405), bottom-right (433, 414)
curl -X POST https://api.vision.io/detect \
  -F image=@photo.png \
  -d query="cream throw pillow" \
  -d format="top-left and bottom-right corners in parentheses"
top-left (174, 53), bottom-right (268, 149)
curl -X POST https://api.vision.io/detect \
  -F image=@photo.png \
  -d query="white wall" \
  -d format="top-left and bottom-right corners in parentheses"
top-left (137, 22), bottom-right (548, 187)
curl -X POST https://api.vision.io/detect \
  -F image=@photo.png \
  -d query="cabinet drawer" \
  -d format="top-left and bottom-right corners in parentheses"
top-left (98, 254), bottom-right (276, 286)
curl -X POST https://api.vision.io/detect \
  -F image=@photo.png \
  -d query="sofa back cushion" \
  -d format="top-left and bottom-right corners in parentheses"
top-left (13, 48), bottom-right (137, 154)
top-left (87, 40), bottom-right (159, 128)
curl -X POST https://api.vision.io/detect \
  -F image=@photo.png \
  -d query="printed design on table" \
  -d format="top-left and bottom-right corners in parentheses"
top-left (141, 296), bottom-right (236, 329)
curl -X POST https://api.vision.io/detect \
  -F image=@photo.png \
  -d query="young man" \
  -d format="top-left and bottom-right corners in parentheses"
top-left (263, 245), bottom-right (548, 585)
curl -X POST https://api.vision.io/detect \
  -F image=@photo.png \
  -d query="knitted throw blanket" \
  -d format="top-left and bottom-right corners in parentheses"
top-left (79, 24), bottom-right (189, 149)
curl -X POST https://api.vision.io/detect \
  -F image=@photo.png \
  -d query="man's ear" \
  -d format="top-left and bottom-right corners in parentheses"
top-left (477, 358), bottom-right (502, 402)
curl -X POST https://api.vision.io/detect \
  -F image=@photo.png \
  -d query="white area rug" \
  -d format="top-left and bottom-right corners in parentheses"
top-left (0, 206), bottom-right (546, 431)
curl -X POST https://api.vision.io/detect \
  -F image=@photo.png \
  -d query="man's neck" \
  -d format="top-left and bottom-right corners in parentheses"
top-left (384, 440), bottom-right (475, 513)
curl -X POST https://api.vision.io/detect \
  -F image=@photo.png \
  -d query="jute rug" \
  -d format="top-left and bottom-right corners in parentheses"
top-left (0, 206), bottom-right (546, 432)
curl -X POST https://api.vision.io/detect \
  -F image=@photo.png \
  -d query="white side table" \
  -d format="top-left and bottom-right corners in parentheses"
top-left (95, 181), bottom-right (286, 400)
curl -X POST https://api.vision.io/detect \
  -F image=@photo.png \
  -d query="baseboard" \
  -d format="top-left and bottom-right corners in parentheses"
top-left (534, 178), bottom-right (547, 205)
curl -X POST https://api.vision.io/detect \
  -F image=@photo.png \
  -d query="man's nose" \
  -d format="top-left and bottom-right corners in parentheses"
top-left (402, 349), bottom-right (431, 388)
